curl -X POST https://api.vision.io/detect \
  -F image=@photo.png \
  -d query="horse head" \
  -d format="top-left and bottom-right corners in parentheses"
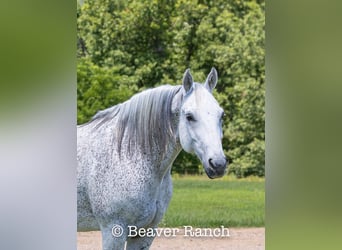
top-left (178, 68), bottom-right (228, 178)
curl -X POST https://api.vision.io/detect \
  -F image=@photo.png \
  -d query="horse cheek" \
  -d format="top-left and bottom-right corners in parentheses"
top-left (179, 122), bottom-right (193, 153)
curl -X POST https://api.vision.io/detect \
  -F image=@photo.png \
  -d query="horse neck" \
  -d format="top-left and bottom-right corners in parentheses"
top-left (156, 127), bottom-right (182, 180)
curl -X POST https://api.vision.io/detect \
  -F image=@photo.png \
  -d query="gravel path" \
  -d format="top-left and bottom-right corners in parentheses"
top-left (78, 227), bottom-right (264, 250)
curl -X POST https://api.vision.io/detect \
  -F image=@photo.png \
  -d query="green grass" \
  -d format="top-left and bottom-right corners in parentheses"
top-left (160, 175), bottom-right (264, 228)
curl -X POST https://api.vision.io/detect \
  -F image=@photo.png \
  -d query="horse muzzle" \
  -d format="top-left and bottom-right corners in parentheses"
top-left (205, 157), bottom-right (228, 179)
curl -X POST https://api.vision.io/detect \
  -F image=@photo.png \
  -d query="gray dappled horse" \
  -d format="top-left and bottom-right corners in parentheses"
top-left (77, 68), bottom-right (228, 250)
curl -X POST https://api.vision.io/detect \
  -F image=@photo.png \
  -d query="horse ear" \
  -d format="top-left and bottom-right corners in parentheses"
top-left (182, 68), bottom-right (194, 94)
top-left (204, 67), bottom-right (218, 93)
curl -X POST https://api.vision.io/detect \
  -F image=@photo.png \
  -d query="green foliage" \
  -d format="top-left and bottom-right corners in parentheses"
top-left (77, 58), bottom-right (137, 124)
top-left (77, 0), bottom-right (265, 177)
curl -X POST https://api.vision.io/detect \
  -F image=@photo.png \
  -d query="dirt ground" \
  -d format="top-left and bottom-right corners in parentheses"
top-left (78, 227), bottom-right (264, 250)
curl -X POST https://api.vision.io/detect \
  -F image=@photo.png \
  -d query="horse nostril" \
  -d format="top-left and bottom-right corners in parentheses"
top-left (208, 158), bottom-right (215, 168)
top-left (209, 158), bottom-right (227, 169)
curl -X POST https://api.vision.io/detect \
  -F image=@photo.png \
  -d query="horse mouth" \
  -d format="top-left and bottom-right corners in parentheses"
top-left (204, 165), bottom-right (226, 179)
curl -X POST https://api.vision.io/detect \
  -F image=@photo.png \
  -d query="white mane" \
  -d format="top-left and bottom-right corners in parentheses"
top-left (88, 85), bottom-right (183, 156)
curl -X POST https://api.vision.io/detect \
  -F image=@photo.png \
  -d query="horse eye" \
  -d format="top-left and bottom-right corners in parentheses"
top-left (186, 113), bottom-right (195, 122)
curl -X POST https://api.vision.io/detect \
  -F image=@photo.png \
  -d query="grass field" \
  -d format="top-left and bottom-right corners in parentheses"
top-left (160, 175), bottom-right (264, 228)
